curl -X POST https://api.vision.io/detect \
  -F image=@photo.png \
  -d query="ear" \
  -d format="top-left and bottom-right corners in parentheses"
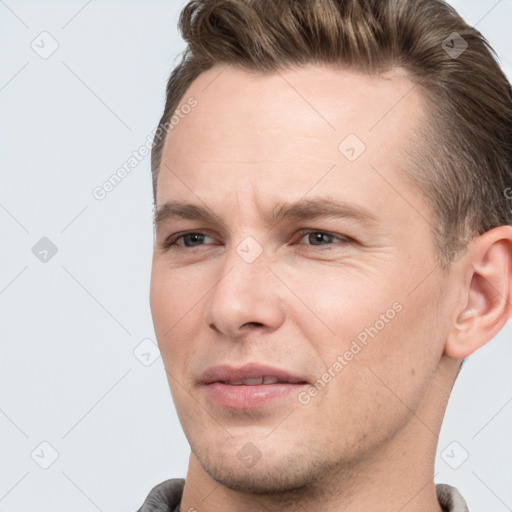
top-left (445, 225), bottom-right (512, 359)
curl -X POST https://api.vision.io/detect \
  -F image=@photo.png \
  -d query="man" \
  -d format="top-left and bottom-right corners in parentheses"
top-left (138, 0), bottom-right (512, 510)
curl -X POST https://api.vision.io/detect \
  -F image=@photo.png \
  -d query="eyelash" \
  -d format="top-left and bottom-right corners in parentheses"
top-left (162, 230), bottom-right (351, 250)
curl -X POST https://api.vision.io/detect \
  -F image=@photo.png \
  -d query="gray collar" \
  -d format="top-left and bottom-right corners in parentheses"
top-left (136, 479), bottom-right (469, 511)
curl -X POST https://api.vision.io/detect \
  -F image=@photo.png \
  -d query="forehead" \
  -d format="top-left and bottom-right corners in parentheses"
top-left (165, 65), bottom-right (422, 151)
top-left (158, 64), bottom-right (426, 218)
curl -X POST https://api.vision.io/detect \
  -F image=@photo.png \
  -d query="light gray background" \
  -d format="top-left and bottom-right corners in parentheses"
top-left (1, 1), bottom-right (511, 511)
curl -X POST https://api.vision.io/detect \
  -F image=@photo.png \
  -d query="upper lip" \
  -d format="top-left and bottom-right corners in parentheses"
top-left (201, 363), bottom-right (308, 385)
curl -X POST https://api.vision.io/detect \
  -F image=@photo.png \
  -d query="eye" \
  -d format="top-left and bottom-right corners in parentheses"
top-left (297, 230), bottom-right (350, 247)
top-left (163, 231), bottom-right (215, 249)
top-left (161, 229), bottom-right (352, 250)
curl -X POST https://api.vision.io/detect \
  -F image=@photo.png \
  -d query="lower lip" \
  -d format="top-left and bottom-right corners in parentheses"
top-left (205, 382), bottom-right (306, 409)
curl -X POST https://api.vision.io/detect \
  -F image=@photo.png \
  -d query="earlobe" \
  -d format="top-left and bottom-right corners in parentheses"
top-left (445, 226), bottom-right (512, 360)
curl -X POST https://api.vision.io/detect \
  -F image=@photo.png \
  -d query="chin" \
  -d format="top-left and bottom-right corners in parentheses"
top-left (193, 437), bottom-right (332, 496)
top-left (204, 459), bottom-right (315, 495)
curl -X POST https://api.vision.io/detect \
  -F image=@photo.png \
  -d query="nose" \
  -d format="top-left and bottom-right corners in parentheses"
top-left (203, 246), bottom-right (286, 339)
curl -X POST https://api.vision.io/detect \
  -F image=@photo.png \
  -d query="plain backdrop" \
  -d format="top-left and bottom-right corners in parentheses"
top-left (1, 1), bottom-right (511, 511)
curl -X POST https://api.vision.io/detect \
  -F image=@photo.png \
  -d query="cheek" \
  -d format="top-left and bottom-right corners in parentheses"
top-left (304, 295), bottom-right (444, 447)
top-left (149, 263), bottom-right (173, 337)
top-left (282, 264), bottom-right (401, 355)
top-left (342, 280), bottom-right (447, 416)
top-left (149, 261), bottom-right (203, 364)
top-left (290, 262), bottom-right (445, 393)
top-left (150, 256), bottom-right (206, 324)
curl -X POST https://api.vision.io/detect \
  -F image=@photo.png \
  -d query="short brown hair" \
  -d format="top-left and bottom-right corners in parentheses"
top-left (152, 0), bottom-right (512, 265)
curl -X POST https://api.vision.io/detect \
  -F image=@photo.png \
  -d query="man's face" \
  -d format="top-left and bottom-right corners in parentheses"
top-left (150, 64), bottom-right (457, 492)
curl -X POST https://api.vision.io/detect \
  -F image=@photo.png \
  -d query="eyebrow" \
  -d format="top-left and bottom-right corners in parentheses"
top-left (154, 198), bottom-right (379, 232)
top-left (154, 198), bottom-right (380, 230)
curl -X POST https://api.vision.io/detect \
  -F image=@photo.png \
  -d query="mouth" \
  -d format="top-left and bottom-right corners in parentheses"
top-left (201, 363), bottom-right (309, 409)
top-left (217, 376), bottom-right (304, 385)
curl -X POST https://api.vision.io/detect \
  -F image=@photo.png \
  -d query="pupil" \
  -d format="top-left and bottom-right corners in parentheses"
top-left (311, 233), bottom-right (328, 244)
top-left (186, 234), bottom-right (203, 246)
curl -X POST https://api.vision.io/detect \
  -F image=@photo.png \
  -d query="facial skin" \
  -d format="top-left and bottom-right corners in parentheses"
top-left (149, 64), bottom-right (512, 512)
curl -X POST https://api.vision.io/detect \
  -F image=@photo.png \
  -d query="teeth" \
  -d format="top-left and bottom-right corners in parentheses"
top-left (223, 376), bottom-right (281, 385)
top-left (244, 377), bottom-right (263, 385)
